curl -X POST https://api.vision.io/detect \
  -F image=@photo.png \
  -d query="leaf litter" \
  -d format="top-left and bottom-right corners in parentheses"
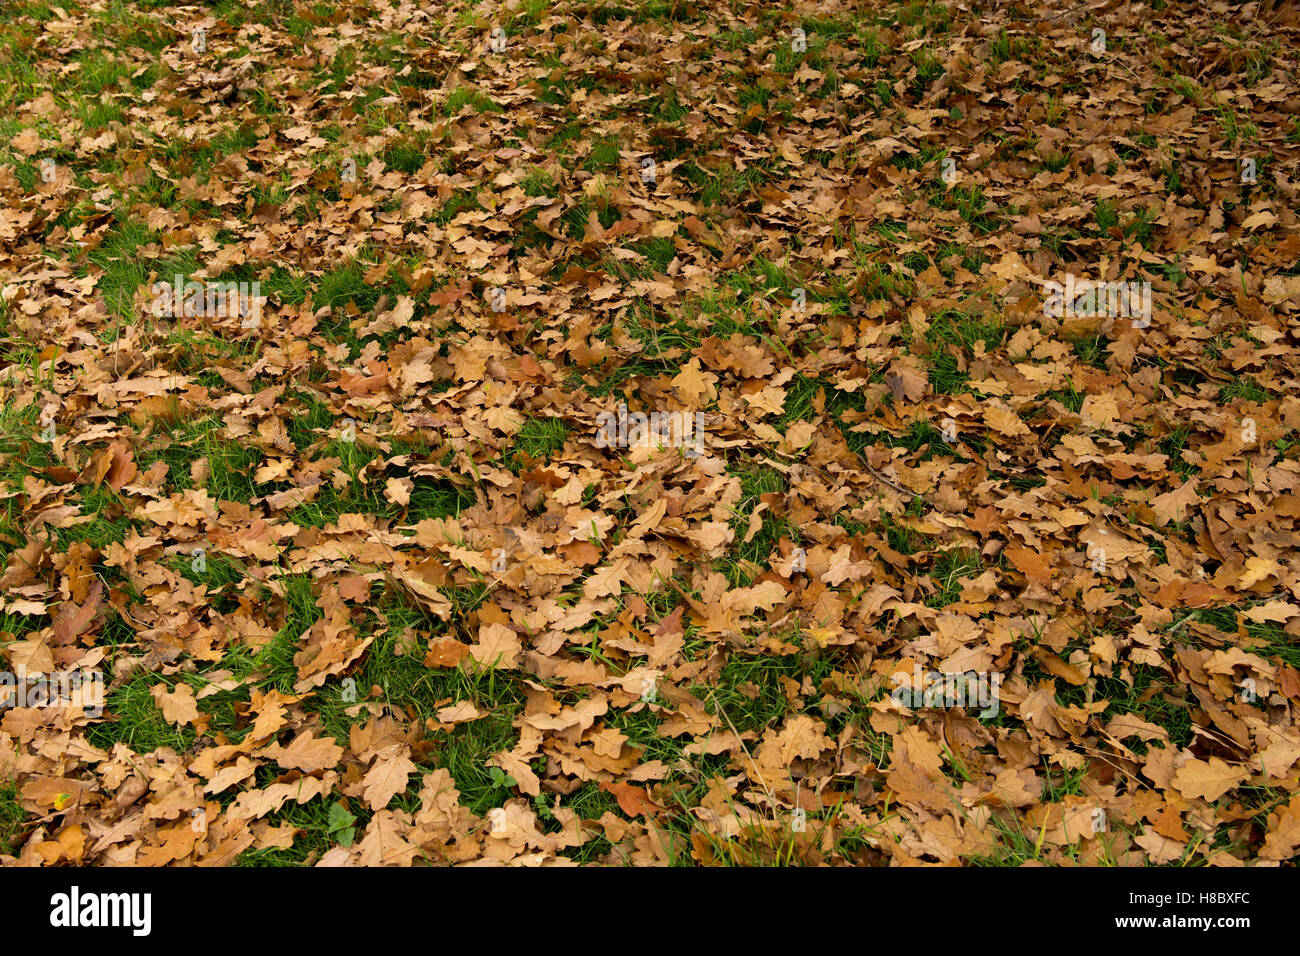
top-left (0, 0), bottom-right (1298, 866)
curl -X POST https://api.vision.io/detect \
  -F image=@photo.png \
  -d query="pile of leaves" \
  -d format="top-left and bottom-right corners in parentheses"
top-left (1, 0), bottom-right (1299, 866)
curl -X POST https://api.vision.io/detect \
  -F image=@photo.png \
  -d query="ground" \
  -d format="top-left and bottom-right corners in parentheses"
top-left (0, 0), bottom-right (1299, 867)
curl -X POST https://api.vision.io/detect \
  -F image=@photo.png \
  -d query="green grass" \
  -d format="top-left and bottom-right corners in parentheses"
top-left (923, 310), bottom-right (1007, 395)
top-left (926, 549), bottom-right (983, 607)
top-left (1218, 376), bottom-right (1273, 403)
top-left (445, 87), bottom-right (500, 116)
top-left (138, 417), bottom-right (264, 502)
top-left (510, 416), bottom-right (568, 466)
top-left (84, 219), bottom-right (199, 321)
top-left (383, 140), bottom-right (426, 174)
top-left (1094, 198), bottom-right (1120, 234)
top-left (236, 797), bottom-right (340, 866)
top-left (0, 781), bottom-right (24, 856)
top-left (85, 675), bottom-right (198, 754)
top-left (716, 465), bottom-right (793, 586)
top-left (316, 260), bottom-right (386, 313)
top-left (704, 650), bottom-right (840, 734)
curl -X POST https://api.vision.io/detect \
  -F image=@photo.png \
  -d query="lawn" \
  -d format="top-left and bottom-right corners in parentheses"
top-left (0, 0), bottom-right (1298, 866)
